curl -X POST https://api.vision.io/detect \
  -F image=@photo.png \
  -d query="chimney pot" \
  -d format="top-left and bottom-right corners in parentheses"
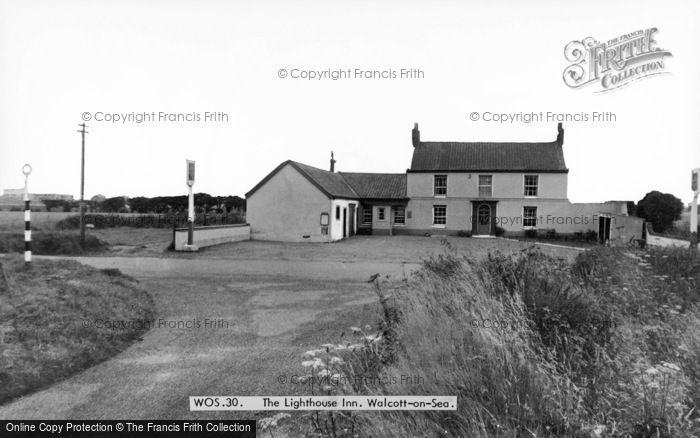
top-left (412, 123), bottom-right (420, 147)
top-left (330, 151), bottom-right (336, 172)
top-left (557, 123), bottom-right (564, 145)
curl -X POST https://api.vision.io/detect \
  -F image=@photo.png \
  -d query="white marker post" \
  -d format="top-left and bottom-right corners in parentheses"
top-left (184, 160), bottom-right (198, 252)
top-left (22, 164), bottom-right (33, 265)
top-left (691, 168), bottom-right (699, 248)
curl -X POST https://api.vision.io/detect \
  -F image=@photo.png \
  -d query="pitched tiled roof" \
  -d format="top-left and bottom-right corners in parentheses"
top-left (291, 161), bottom-right (359, 198)
top-left (246, 161), bottom-right (407, 200)
top-left (410, 141), bottom-right (568, 172)
top-left (339, 173), bottom-right (407, 200)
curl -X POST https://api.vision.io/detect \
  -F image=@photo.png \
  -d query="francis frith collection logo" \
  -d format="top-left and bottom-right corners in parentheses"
top-left (563, 28), bottom-right (672, 92)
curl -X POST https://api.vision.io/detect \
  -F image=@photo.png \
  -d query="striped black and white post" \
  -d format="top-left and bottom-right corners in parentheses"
top-left (22, 164), bottom-right (32, 265)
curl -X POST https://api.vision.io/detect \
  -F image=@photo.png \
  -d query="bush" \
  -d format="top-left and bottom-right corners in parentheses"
top-left (637, 191), bottom-right (684, 233)
top-left (494, 226), bottom-right (505, 236)
top-left (525, 229), bottom-right (538, 239)
top-left (0, 232), bottom-right (106, 255)
top-left (456, 230), bottom-right (472, 237)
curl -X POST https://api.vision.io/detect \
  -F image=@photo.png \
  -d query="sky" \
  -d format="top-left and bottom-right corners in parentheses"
top-left (0, 0), bottom-right (699, 204)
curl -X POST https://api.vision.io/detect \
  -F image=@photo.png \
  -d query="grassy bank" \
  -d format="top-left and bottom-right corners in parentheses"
top-left (0, 255), bottom-right (154, 404)
top-left (299, 244), bottom-right (700, 437)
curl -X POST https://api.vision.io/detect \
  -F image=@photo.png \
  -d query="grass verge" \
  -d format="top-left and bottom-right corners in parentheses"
top-left (0, 255), bottom-right (154, 404)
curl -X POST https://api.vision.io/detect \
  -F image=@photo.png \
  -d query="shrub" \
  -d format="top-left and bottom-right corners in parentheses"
top-left (0, 232), bottom-right (106, 255)
top-left (636, 191), bottom-right (684, 233)
top-left (456, 230), bottom-right (472, 238)
top-left (525, 229), bottom-right (538, 239)
top-left (494, 226), bottom-right (505, 236)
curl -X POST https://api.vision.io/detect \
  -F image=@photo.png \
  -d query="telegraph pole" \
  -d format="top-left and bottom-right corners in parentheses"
top-left (77, 123), bottom-right (88, 246)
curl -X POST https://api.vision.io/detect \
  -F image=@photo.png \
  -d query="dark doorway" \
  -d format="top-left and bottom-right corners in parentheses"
top-left (348, 204), bottom-right (356, 237)
top-left (598, 215), bottom-right (611, 243)
top-left (342, 207), bottom-right (347, 238)
top-left (477, 204), bottom-right (491, 235)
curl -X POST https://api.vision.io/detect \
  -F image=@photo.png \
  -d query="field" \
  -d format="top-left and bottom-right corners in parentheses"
top-left (0, 211), bottom-right (73, 231)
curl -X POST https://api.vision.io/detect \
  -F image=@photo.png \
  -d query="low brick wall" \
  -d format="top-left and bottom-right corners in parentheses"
top-left (174, 224), bottom-right (250, 251)
top-left (645, 224), bottom-right (699, 249)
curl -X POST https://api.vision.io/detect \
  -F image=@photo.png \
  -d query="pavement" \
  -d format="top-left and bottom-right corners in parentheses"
top-left (0, 255), bottom-right (415, 420)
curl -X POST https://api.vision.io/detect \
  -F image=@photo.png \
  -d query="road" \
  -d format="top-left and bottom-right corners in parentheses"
top-left (0, 255), bottom-right (415, 420)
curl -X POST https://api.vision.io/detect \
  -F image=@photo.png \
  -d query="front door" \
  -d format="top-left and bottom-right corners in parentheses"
top-left (348, 204), bottom-right (356, 237)
top-left (477, 204), bottom-right (491, 235)
top-left (598, 215), bottom-right (611, 243)
top-left (342, 208), bottom-right (347, 238)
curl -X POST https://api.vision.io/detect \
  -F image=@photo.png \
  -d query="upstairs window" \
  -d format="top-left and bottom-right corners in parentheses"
top-left (434, 175), bottom-right (447, 196)
top-left (377, 207), bottom-right (386, 221)
top-left (478, 175), bottom-right (492, 197)
top-left (523, 206), bottom-right (537, 227)
top-left (524, 175), bottom-right (539, 197)
top-left (392, 206), bottom-right (406, 225)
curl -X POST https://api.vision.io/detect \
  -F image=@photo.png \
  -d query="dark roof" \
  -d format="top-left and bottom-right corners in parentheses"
top-left (410, 141), bottom-right (568, 172)
top-left (246, 160), bottom-right (358, 199)
top-left (339, 173), bottom-right (407, 200)
top-left (291, 161), bottom-right (360, 198)
top-left (246, 161), bottom-right (407, 200)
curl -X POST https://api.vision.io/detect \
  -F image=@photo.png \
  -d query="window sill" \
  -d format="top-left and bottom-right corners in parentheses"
top-left (432, 224), bottom-right (446, 228)
top-left (392, 223), bottom-right (407, 227)
top-left (433, 195), bottom-right (447, 199)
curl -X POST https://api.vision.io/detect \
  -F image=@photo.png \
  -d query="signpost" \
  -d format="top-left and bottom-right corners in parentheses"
top-left (692, 168), bottom-right (699, 247)
top-left (184, 160), bottom-right (198, 252)
top-left (22, 164), bottom-right (32, 265)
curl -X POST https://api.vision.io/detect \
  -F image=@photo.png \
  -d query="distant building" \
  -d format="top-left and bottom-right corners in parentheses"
top-left (0, 189), bottom-right (74, 210)
top-left (246, 123), bottom-right (644, 243)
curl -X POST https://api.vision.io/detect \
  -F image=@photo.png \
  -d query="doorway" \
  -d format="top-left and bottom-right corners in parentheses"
top-left (598, 215), bottom-right (611, 243)
top-left (342, 207), bottom-right (347, 238)
top-left (348, 204), bottom-right (356, 237)
top-left (477, 204), bottom-right (491, 235)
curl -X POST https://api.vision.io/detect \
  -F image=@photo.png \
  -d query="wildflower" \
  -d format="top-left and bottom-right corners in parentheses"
top-left (645, 367), bottom-right (660, 376)
top-left (318, 369), bottom-right (330, 378)
top-left (329, 356), bottom-right (343, 365)
top-left (646, 381), bottom-right (660, 389)
top-left (297, 375), bottom-right (311, 383)
top-left (322, 385), bottom-right (334, 392)
top-left (302, 360), bottom-right (316, 368)
top-left (349, 326), bottom-right (362, 333)
top-left (659, 362), bottom-right (681, 373)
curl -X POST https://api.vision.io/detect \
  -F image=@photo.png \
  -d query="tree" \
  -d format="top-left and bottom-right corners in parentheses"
top-left (101, 196), bottom-right (127, 213)
top-left (636, 191), bottom-right (683, 233)
top-left (42, 199), bottom-right (72, 212)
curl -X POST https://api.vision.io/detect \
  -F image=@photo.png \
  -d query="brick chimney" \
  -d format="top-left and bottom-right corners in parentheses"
top-left (330, 151), bottom-right (336, 172)
top-left (557, 123), bottom-right (564, 146)
top-left (412, 123), bottom-right (420, 147)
